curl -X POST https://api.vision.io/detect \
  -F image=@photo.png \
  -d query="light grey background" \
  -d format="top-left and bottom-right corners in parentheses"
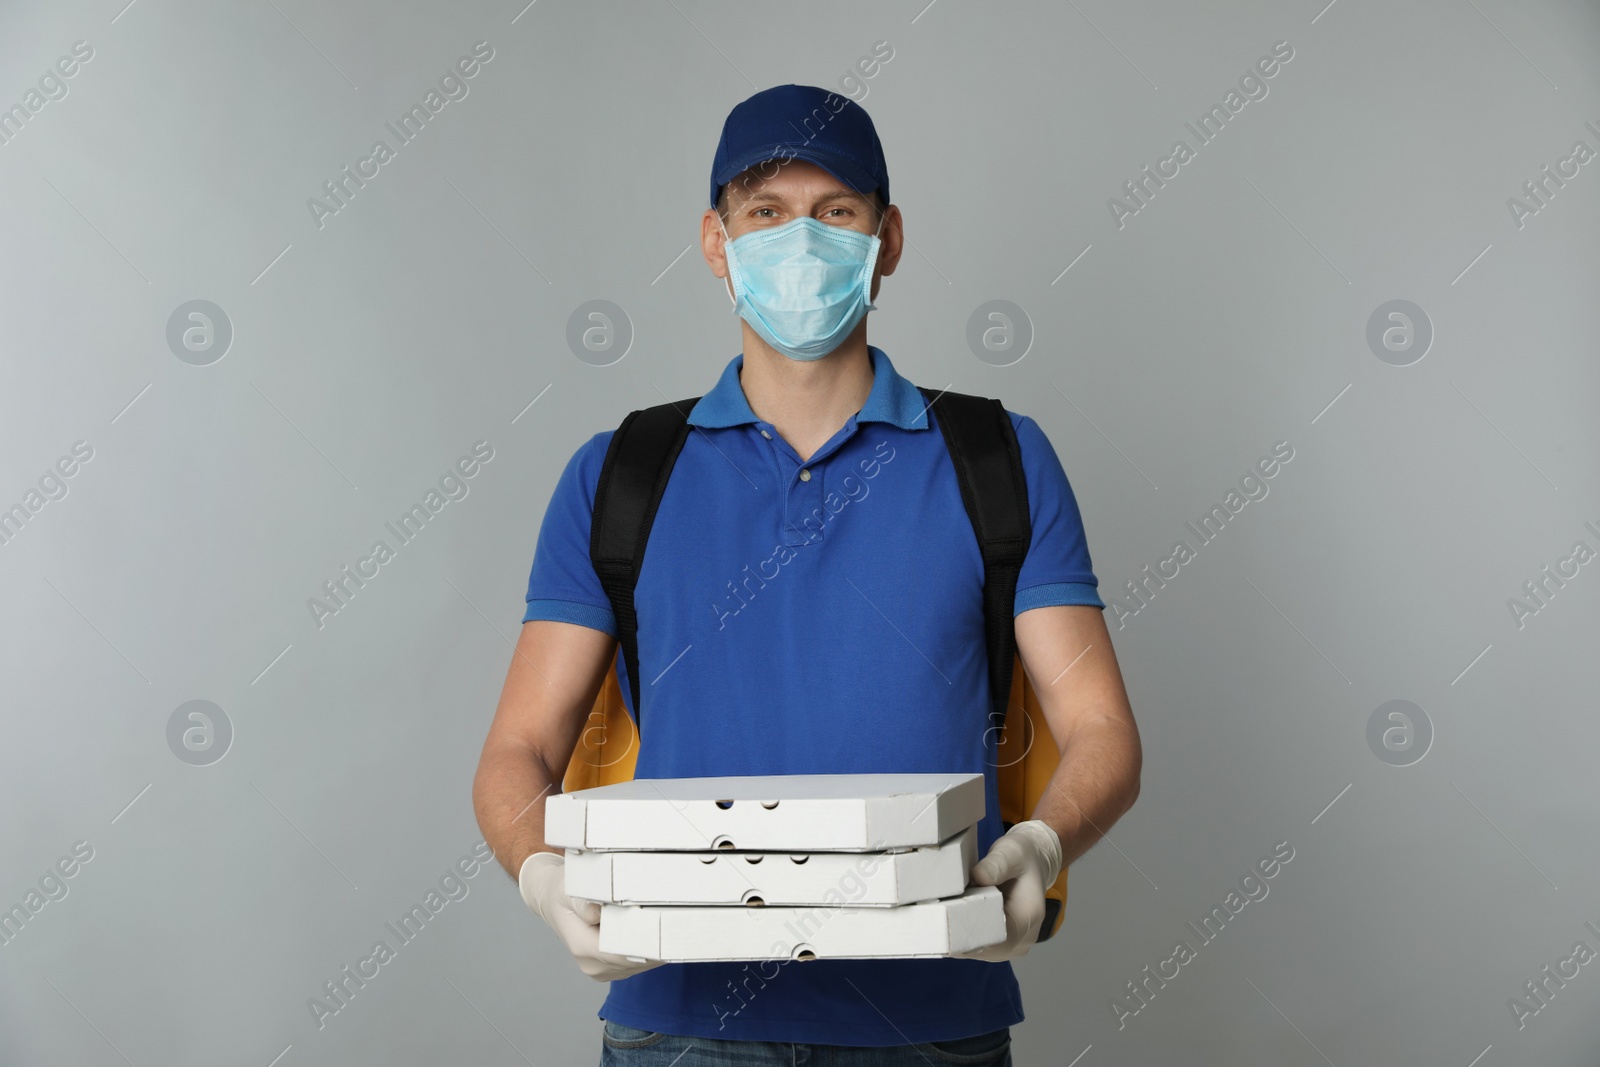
top-left (3, 0), bottom-right (1598, 1064)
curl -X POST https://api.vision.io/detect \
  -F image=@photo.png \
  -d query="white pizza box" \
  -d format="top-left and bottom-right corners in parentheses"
top-left (565, 825), bottom-right (977, 907)
top-left (544, 772), bottom-right (984, 852)
top-left (597, 883), bottom-right (1005, 962)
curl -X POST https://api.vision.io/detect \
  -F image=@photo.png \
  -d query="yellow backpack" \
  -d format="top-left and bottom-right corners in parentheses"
top-left (564, 387), bottom-right (1069, 940)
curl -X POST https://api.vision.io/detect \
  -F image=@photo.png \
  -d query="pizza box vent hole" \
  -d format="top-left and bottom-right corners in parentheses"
top-left (792, 945), bottom-right (817, 961)
top-left (715, 799), bottom-right (734, 809)
top-left (742, 891), bottom-right (766, 907)
top-left (760, 800), bottom-right (780, 809)
top-left (712, 835), bottom-right (736, 850)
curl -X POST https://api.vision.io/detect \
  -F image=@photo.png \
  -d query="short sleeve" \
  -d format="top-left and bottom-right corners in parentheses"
top-left (521, 430), bottom-right (618, 636)
top-left (1009, 412), bottom-right (1105, 614)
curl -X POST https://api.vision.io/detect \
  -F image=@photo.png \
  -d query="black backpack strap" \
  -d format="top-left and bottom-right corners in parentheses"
top-left (589, 396), bottom-right (701, 728)
top-left (920, 386), bottom-right (1058, 942)
top-left (917, 386), bottom-right (1032, 773)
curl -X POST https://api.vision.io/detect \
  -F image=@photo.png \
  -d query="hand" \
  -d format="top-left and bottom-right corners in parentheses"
top-left (954, 820), bottom-right (1063, 962)
top-left (518, 851), bottom-right (663, 982)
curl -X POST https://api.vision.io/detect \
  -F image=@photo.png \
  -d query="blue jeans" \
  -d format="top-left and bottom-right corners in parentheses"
top-left (598, 1020), bottom-right (1013, 1066)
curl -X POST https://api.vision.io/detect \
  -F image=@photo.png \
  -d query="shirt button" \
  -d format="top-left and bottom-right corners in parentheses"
top-left (799, 469), bottom-right (811, 482)
top-left (760, 429), bottom-right (771, 439)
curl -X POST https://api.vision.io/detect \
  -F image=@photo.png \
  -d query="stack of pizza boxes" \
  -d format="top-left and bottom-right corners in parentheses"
top-left (543, 773), bottom-right (1005, 962)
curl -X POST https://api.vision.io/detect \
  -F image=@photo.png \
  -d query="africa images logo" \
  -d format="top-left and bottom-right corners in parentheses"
top-left (306, 41), bottom-right (495, 230)
top-left (306, 841), bottom-right (496, 1029)
top-left (711, 440), bottom-right (896, 631)
top-left (1108, 40), bottom-right (1295, 230)
top-left (1108, 441), bottom-right (1295, 629)
top-left (307, 441), bottom-right (494, 629)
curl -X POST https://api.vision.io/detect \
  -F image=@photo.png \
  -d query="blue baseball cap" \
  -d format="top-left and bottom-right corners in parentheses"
top-left (710, 84), bottom-right (890, 210)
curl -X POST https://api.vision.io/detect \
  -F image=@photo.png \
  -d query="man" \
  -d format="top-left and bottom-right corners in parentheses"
top-left (473, 84), bottom-right (1141, 1066)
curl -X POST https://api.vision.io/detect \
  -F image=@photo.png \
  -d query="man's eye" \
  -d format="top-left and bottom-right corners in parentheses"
top-left (754, 208), bottom-right (776, 218)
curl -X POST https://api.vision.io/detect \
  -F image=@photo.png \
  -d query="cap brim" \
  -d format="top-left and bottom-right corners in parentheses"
top-left (712, 144), bottom-right (882, 207)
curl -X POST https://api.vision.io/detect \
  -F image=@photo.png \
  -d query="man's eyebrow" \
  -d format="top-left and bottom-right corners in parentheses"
top-left (733, 189), bottom-right (871, 207)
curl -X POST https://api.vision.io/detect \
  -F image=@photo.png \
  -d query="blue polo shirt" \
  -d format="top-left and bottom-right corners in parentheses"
top-left (522, 345), bottom-right (1104, 1046)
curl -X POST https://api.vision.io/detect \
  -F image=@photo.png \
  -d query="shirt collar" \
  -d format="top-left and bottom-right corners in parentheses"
top-left (686, 346), bottom-right (929, 431)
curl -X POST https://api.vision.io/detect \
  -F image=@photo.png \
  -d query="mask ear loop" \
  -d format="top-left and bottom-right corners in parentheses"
top-left (717, 212), bottom-right (739, 311)
top-left (863, 202), bottom-right (888, 312)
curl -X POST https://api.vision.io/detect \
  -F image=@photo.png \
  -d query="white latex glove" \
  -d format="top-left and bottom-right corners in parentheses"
top-left (954, 820), bottom-right (1063, 962)
top-left (518, 851), bottom-right (663, 982)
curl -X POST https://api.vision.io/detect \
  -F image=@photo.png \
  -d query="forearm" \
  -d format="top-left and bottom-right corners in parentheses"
top-left (1030, 716), bottom-right (1142, 868)
top-left (473, 742), bottom-right (564, 880)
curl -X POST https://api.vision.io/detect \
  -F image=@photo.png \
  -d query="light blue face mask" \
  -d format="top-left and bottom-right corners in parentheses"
top-left (718, 212), bottom-right (886, 361)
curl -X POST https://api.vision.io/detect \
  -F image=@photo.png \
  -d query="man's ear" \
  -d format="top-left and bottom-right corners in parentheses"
top-left (879, 204), bottom-right (903, 276)
top-left (871, 204), bottom-right (904, 301)
top-left (701, 207), bottom-right (731, 281)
